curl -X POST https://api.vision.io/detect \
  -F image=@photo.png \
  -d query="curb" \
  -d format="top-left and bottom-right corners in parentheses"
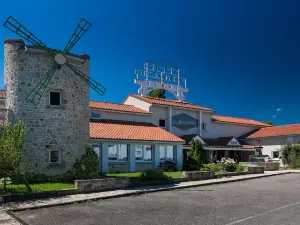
top-left (8, 171), bottom-right (291, 213)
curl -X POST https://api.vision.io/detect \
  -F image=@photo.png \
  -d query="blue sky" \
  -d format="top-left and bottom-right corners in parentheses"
top-left (0, 0), bottom-right (299, 125)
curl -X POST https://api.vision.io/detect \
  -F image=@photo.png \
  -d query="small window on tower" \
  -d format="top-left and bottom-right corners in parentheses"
top-left (159, 119), bottom-right (166, 128)
top-left (49, 150), bottom-right (61, 165)
top-left (50, 91), bottom-right (61, 106)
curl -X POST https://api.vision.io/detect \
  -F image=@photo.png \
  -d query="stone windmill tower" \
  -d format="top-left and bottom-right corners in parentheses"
top-left (3, 17), bottom-right (106, 174)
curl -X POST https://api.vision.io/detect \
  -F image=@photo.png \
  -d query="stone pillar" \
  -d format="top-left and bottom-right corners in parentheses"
top-left (129, 144), bottom-right (136, 172)
top-left (208, 150), bottom-right (213, 162)
top-left (176, 145), bottom-right (183, 171)
top-left (102, 143), bottom-right (109, 173)
top-left (224, 150), bottom-right (229, 158)
top-left (169, 107), bottom-right (172, 133)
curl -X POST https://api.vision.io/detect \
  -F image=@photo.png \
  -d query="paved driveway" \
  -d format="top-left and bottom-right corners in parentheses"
top-left (13, 173), bottom-right (300, 225)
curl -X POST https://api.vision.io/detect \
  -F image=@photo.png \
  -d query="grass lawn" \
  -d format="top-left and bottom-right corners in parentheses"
top-left (0, 183), bottom-right (75, 195)
top-left (106, 171), bottom-right (184, 179)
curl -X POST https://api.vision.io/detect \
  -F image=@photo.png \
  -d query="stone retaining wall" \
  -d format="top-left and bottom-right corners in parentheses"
top-left (75, 178), bottom-right (130, 191)
top-left (240, 162), bottom-right (279, 171)
top-left (183, 171), bottom-right (214, 181)
top-left (248, 166), bottom-right (264, 174)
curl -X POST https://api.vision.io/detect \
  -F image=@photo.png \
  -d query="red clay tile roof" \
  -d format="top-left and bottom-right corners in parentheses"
top-left (90, 101), bottom-right (150, 114)
top-left (212, 115), bottom-right (272, 127)
top-left (245, 124), bottom-right (300, 138)
top-left (0, 89), bottom-right (5, 99)
top-left (128, 94), bottom-right (214, 112)
top-left (90, 119), bottom-right (184, 142)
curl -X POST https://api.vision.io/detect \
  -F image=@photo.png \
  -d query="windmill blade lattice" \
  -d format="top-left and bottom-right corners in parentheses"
top-left (25, 64), bottom-right (58, 105)
top-left (3, 16), bottom-right (106, 105)
top-left (63, 18), bottom-right (92, 55)
top-left (3, 16), bottom-right (55, 55)
top-left (65, 63), bottom-right (106, 96)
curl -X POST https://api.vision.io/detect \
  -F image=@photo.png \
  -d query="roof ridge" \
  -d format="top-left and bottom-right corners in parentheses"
top-left (262, 123), bottom-right (300, 128)
top-left (90, 100), bottom-right (135, 107)
top-left (128, 94), bottom-right (214, 112)
top-left (213, 114), bottom-right (262, 121)
top-left (212, 115), bottom-right (272, 126)
top-left (130, 94), bottom-right (197, 105)
top-left (90, 119), bottom-right (155, 125)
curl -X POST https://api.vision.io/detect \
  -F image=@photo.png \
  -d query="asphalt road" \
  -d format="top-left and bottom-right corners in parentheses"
top-left (13, 173), bottom-right (300, 225)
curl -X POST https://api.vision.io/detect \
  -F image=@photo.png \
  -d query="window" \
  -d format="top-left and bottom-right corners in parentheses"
top-left (159, 119), bottom-right (166, 128)
top-left (230, 141), bottom-right (238, 145)
top-left (91, 144), bottom-right (100, 157)
top-left (201, 123), bottom-right (206, 131)
top-left (135, 145), bottom-right (152, 161)
top-left (287, 137), bottom-right (294, 144)
top-left (159, 146), bottom-right (174, 161)
top-left (50, 91), bottom-right (61, 106)
top-left (272, 151), bottom-right (279, 159)
top-left (49, 150), bottom-right (61, 164)
top-left (91, 112), bottom-right (101, 119)
top-left (108, 144), bottom-right (128, 161)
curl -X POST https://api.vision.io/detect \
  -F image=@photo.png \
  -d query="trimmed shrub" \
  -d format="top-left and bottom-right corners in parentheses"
top-left (68, 146), bottom-right (99, 180)
top-left (139, 170), bottom-right (169, 181)
top-left (201, 164), bottom-right (221, 173)
top-left (16, 147), bottom-right (100, 184)
top-left (235, 164), bottom-right (246, 173)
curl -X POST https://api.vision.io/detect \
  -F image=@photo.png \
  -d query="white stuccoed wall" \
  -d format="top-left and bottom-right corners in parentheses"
top-left (123, 96), bottom-right (151, 111)
top-left (249, 135), bottom-right (300, 159)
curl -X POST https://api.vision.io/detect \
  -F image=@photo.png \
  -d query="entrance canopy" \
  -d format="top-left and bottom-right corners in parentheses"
top-left (181, 134), bottom-right (259, 151)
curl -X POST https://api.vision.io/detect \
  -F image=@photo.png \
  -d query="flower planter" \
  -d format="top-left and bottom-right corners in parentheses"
top-left (240, 162), bottom-right (279, 171)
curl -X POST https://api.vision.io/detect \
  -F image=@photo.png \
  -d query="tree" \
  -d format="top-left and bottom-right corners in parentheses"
top-left (0, 121), bottom-right (26, 192)
top-left (148, 89), bottom-right (166, 99)
top-left (263, 121), bottom-right (274, 125)
top-left (280, 144), bottom-right (300, 168)
top-left (189, 140), bottom-right (208, 164)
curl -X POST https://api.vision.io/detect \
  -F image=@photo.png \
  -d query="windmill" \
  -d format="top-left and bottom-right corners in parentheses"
top-left (3, 16), bottom-right (106, 105)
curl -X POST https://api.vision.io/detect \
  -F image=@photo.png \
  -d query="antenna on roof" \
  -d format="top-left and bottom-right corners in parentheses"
top-left (134, 60), bottom-right (188, 102)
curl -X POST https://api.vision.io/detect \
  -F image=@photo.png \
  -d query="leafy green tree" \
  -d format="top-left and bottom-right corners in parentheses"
top-left (148, 89), bottom-right (166, 98)
top-left (280, 144), bottom-right (300, 168)
top-left (0, 121), bottom-right (26, 191)
top-left (189, 140), bottom-right (208, 164)
top-left (67, 146), bottom-right (100, 180)
top-left (263, 121), bottom-right (274, 125)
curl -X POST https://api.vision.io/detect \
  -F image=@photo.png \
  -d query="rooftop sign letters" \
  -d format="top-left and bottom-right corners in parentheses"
top-left (134, 60), bottom-right (188, 102)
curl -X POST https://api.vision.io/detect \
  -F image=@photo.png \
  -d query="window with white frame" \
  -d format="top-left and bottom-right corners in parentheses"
top-left (135, 145), bottom-right (152, 161)
top-left (49, 91), bottom-right (61, 107)
top-left (49, 150), bottom-right (61, 164)
top-left (159, 146), bottom-right (174, 161)
top-left (108, 144), bottom-right (128, 161)
top-left (272, 151), bottom-right (279, 159)
top-left (91, 112), bottom-right (101, 119)
top-left (201, 123), bottom-right (206, 131)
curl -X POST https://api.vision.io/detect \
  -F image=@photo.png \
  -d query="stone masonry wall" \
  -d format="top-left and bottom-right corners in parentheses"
top-left (4, 39), bottom-right (90, 175)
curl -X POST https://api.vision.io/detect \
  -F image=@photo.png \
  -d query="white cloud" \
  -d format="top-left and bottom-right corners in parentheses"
top-left (277, 108), bottom-right (283, 112)
top-left (273, 115), bottom-right (277, 119)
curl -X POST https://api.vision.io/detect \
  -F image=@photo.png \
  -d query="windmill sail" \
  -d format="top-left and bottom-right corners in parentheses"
top-left (63, 18), bottom-right (92, 54)
top-left (3, 16), bottom-right (106, 105)
top-left (3, 16), bottom-right (54, 54)
top-left (25, 64), bottom-right (57, 105)
top-left (66, 63), bottom-right (106, 96)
